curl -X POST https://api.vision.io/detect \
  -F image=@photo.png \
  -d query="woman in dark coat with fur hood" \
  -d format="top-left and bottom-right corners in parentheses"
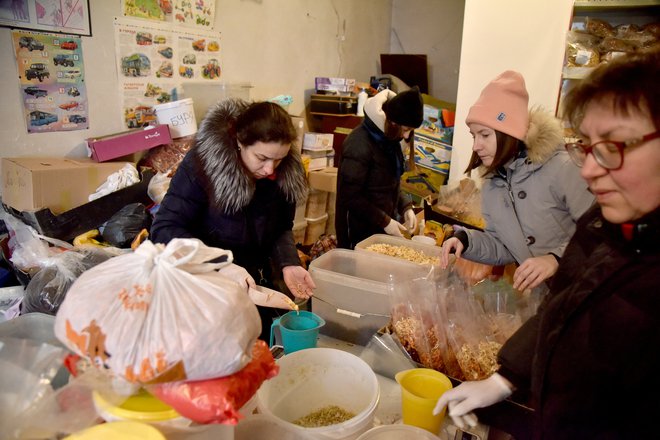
top-left (151, 100), bottom-right (314, 340)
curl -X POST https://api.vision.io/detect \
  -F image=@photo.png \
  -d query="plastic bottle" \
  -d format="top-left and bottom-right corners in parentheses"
top-left (357, 88), bottom-right (368, 117)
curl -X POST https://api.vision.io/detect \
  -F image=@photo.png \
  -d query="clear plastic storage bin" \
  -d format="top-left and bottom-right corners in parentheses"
top-left (355, 234), bottom-right (442, 267)
top-left (309, 249), bottom-right (428, 345)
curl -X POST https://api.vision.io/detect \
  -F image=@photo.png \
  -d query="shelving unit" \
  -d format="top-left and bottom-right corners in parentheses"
top-left (556, 0), bottom-right (659, 135)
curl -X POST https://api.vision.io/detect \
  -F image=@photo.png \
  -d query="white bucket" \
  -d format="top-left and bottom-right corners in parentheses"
top-left (257, 348), bottom-right (380, 440)
top-left (154, 98), bottom-right (197, 138)
top-left (356, 424), bottom-right (440, 439)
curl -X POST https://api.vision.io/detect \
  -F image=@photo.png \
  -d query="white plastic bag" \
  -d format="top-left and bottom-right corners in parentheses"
top-left (54, 238), bottom-right (261, 385)
top-left (88, 163), bottom-right (140, 201)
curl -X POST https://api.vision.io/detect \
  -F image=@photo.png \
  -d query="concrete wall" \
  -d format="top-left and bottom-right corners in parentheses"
top-left (390, 0), bottom-right (464, 103)
top-left (448, 0), bottom-right (574, 184)
top-left (0, 0), bottom-right (394, 160)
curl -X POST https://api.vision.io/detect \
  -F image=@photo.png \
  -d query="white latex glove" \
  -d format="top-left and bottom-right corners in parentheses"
top-left (403, 208), bottom-right (418, 234)
top-left (432, 373), bottom-right (512, 429)
top-left (383, 218), bottom-right (405, 237)
top-left (218, 263), bottom-right (256, 290)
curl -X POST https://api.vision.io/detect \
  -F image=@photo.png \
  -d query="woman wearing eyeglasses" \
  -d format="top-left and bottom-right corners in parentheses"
top-left (434, 50), bottom-right (660, 439)
top-left (440, 71), bottom-right (594, 291)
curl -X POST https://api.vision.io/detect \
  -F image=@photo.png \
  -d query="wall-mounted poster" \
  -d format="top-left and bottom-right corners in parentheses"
top-left (0, 0), bottom-right (91, 36)
top-left (12, 29), bottom-right (89, 133)
top-left (121, 0), bottom-right (215, 30)
top-left (114, 17), bottom-right (220, 129)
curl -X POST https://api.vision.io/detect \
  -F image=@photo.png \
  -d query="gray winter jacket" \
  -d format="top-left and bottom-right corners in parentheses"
top-left (463, 109), bottom-right (594, 266)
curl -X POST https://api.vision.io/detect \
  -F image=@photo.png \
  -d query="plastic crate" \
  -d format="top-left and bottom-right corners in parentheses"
top-left (309, 249), bottom-right (428, 345)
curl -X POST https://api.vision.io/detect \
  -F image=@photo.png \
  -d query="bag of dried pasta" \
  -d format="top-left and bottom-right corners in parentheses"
top-left (388, 267), bottom-right (463, 380)
top-left (444, 280), bottom-right (503, 382)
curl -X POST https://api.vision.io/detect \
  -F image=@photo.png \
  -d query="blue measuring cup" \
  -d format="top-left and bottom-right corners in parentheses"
top-left (269, 310), bottom-right (325, 354)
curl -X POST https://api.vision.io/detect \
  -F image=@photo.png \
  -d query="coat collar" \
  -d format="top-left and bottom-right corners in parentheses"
top-left (482, 107), bottom-right (565, 179)
top-left (192, 99), bottom-right (308, 214)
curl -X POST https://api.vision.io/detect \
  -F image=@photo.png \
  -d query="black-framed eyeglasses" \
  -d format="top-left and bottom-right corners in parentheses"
top-left (565, 130), bottom-right (660, 170)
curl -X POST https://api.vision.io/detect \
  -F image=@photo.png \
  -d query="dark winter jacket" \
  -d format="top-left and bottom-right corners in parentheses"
top-left (336, 89), bottom-right (413, 249)
top-left (497, 205), bottom-right (660, 439)
top-left (150, 99), bottom-right (308, 283)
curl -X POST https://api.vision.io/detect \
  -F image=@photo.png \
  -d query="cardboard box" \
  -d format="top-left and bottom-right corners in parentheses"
top-left (5, 169), bottom-right (155, 242)
top-left (2, 157), bottom-right (132, 214)
top-left (86, 124), bottom-right (172, 162)
top-left (301, 154), bottom-right (330, 173)
top-left (413, 131), bottom-right (452, 175)
top-left (290, 116), bottom-right (307, 153)
top-left (315, 77), bottom-right (356, 93)
top-left (303, 132), bottom-right (334, 150)
top-left (308, 167), bottom-right (337, 193)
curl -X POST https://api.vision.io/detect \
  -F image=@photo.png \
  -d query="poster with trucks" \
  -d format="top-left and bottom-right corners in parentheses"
top-left (114, 18), bottom-right (221, 129)
top-left (12, 30), bottom-right (89, 133)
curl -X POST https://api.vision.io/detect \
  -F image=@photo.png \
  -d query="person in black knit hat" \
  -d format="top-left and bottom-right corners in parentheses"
top-left (336, 86), bottom-right (424, 249)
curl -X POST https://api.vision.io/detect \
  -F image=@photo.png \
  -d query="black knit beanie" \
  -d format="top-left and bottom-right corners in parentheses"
top-left (383, 86), bottom-right (424, 128)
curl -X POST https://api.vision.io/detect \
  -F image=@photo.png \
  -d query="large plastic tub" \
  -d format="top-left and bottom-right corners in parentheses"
top-left (356, 424), bottom-right (440, 439)
top-left (235, 414), bottom-right (315, 440)
top-left (0, 312), bottom-right (62, 347)
top-left (355, 234), bottom-right (442, 267)
top-left (309, 249), bottom-right (428, 345)
top-left (257, 348), bottom-right (379, 440)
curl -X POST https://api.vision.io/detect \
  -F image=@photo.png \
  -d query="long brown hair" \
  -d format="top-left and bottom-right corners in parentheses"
top-left (465, 130), bottom-right (523, 176)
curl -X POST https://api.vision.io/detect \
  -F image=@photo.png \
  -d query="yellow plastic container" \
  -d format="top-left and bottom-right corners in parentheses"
top-left (395, 368), bottom-right (453, 435)
top-left (92, 389), bottom-right (188, 427)
top-left (64, 421), bottom-right (165, 440)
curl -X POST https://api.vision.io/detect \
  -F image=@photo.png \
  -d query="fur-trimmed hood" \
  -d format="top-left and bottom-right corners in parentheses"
top-left (524, 107), bottom-right (564, 164)
top-left (191, 99), bottom-right (308, 214)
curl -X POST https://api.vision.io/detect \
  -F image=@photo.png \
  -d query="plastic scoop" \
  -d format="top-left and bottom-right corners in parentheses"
top-left (248, 286), bottom-right (299, 311)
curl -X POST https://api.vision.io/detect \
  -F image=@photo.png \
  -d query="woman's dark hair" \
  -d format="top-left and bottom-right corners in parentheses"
top-left (563, 49), bottom-right (660, 134)
top-left (465, 130), bottom-right (523, 176)
top-left (235, 101), bottom-right (297, 148)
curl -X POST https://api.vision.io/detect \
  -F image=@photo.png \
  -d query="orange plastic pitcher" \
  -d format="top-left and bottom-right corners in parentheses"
top-left (395, 368), bottom-right (453, 434)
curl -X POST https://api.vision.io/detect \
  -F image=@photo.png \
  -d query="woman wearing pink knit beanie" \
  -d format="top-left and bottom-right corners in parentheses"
top-left (440, 70), bottom-right (594, 292)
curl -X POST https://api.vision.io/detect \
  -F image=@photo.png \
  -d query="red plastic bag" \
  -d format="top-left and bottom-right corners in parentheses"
top-left (148, 340), bottom-right (278, 425)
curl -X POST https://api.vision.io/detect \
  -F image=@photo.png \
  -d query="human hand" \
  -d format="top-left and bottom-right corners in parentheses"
top-left (440, 237), bottom-right (463, 268)
top-left (513, 254), bottom-right (559, 291)
top-left (218, 263), bottom-right (256, 290)
top-left (403, 208), bottom-right (418, 234)
top-left (282, 265), bottom-right (316, 299)
top-left (384, 218), bottom-right (405, 237)
top-left (432, 373), bottom-right (513, 429)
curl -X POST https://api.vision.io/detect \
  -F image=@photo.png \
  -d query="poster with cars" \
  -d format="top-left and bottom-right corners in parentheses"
top-left (12, 30), bottom-right (89, 133)
top-left (121, 0), bottom-right (215, 30)
top-left (114, 18), bottom-right (220, 129)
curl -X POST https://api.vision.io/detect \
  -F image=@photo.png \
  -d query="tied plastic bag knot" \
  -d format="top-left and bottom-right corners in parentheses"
top-left (152, 238), bottom-right (233, 274)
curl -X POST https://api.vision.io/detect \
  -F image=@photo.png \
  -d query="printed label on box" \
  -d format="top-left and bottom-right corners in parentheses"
top-left (413, 132), bottom-right (452, 175)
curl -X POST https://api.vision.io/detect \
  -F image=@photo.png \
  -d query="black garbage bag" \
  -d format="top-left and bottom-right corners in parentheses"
top-left (22, 246), bottom-right (114, 315)
top-left (102, 203), bottom-right (152, 248)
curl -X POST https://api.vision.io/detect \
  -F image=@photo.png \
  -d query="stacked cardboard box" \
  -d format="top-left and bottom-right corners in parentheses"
top-left (302, 132), bottom-right (334, 171)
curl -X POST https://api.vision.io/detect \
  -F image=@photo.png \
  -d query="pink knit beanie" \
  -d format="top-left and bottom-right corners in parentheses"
top-left (466, 70), bottom-right (529, 141)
